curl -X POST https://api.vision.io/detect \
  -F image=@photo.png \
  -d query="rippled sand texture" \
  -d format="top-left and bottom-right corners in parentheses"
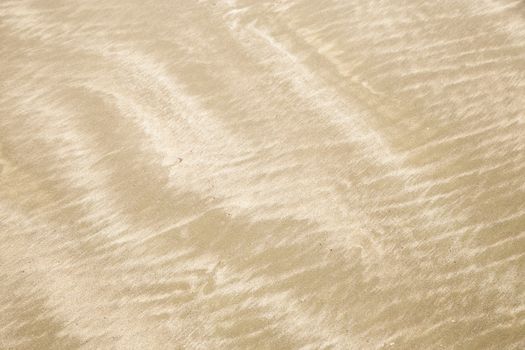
top-left (1, 0), bottom-right (525, 349)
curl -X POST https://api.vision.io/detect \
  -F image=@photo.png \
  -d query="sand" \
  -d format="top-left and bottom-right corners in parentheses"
top-left (0, 0), bottom-right (524, 349)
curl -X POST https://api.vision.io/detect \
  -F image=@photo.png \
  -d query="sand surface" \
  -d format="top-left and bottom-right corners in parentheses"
top-left (0, 0), bottom-right (524, 349)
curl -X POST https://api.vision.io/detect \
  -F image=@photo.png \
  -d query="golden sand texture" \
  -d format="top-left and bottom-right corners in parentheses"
top-left (0, 0), bottom-right (524, 349)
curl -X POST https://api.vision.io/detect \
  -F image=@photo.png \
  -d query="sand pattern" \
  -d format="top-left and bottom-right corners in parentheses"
top-left (0, 1), bottom-right (524, 349)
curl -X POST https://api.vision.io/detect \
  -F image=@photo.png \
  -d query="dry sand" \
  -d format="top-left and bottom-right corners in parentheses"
top-left (0, 0), bottom-right (524, 349)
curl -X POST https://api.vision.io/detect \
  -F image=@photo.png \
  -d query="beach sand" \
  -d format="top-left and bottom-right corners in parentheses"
top-left (0, 1), bottom-right (524, 349)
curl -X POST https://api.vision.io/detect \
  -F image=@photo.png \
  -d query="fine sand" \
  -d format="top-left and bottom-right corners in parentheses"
top-left (1, 1), bottom-right (524, 349)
